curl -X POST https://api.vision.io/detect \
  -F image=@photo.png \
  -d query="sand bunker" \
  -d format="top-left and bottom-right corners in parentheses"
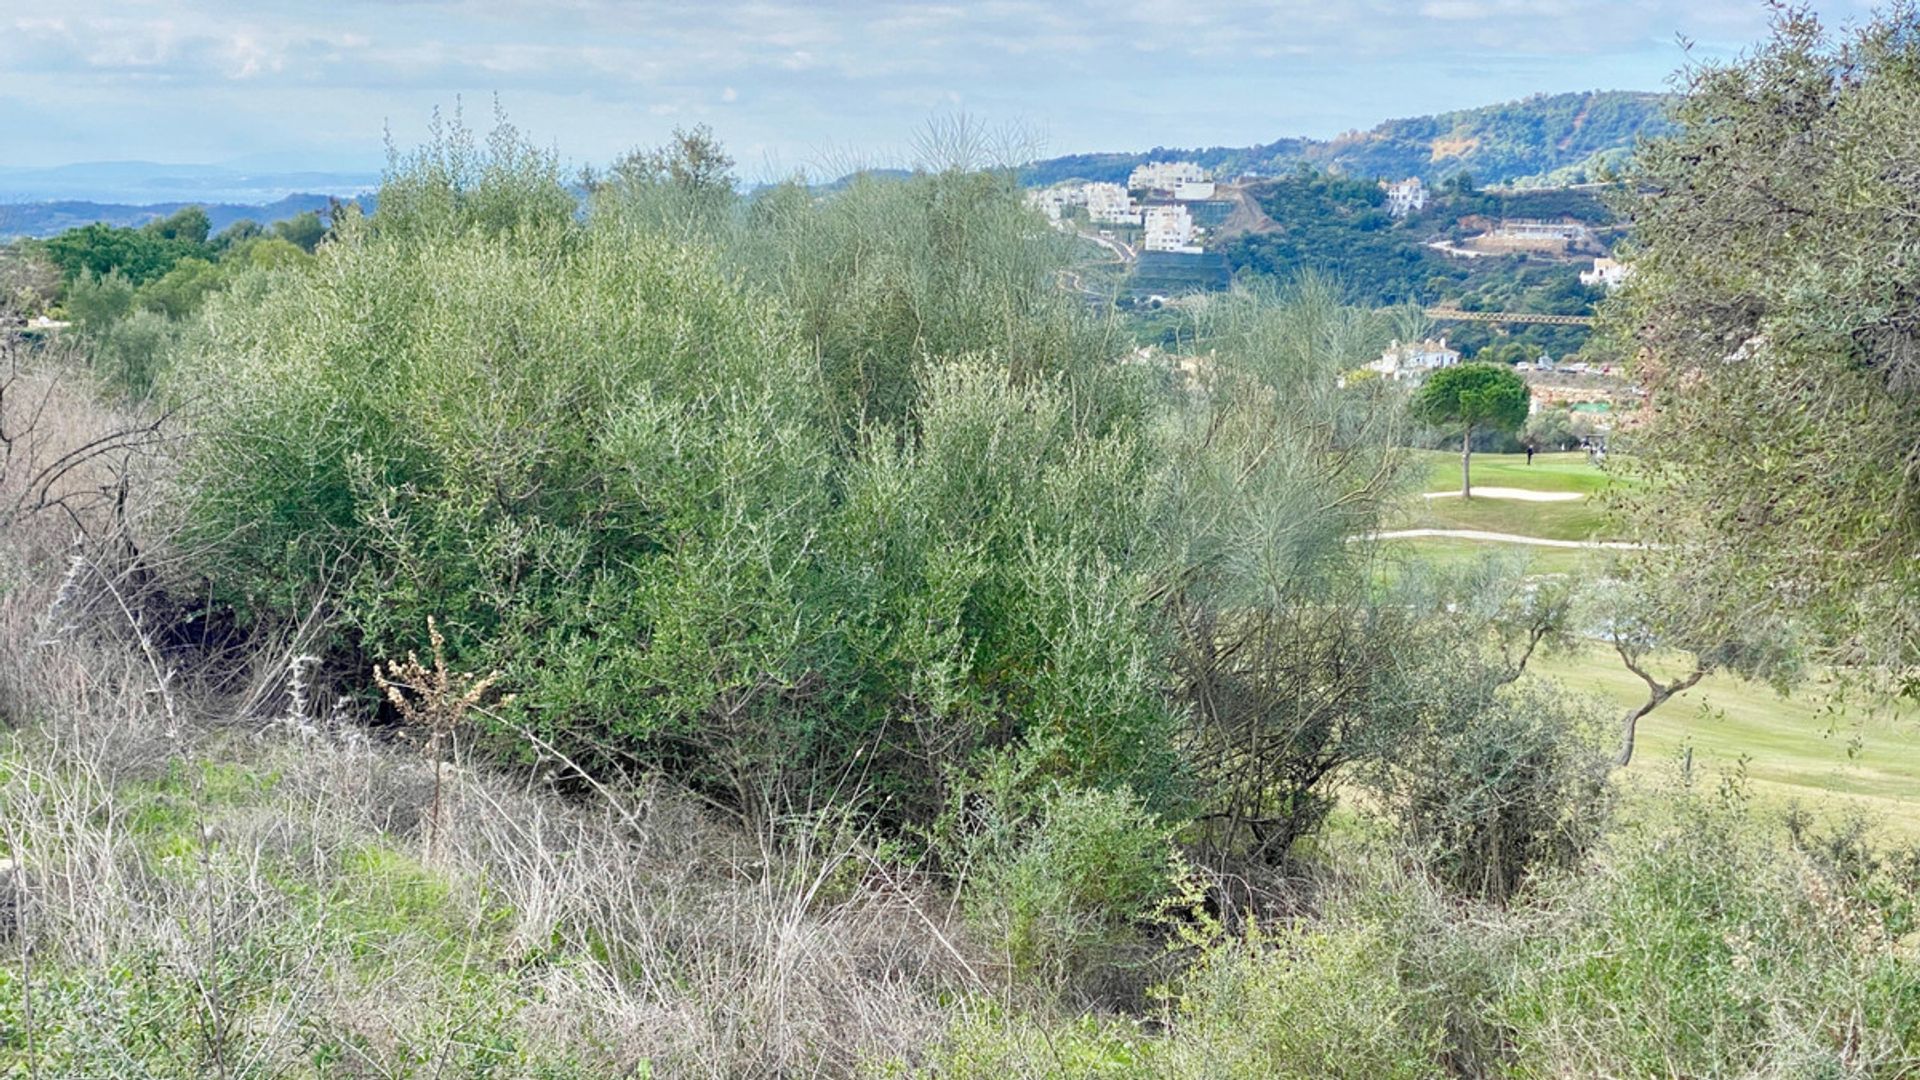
top-left (1370, 528), bottom-right (1643, 550)
top-left (1422, 487), bottom-right (1584, 502)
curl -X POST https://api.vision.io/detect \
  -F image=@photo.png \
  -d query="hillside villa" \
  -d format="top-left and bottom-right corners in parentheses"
top-left (1382, 177), bottom-right (1427, 217)
top-left (1366, 336), bottom-right (1460, 381)
top-left (1579, 256), bottom-right (1631, 289)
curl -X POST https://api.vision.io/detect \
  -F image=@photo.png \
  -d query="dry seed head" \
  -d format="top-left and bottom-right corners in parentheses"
top-left (373, 617), bottom-right (508, 737)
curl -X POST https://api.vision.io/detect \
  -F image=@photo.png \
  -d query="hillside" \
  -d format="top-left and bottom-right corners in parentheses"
top-left (1022, 90), bottom-right (1673, 187)
top-left (0, 193), bottom-right (369, 241)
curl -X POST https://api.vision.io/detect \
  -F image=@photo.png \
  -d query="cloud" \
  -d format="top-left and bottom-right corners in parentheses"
top-left (0, 1), bottom-right (1880, 170)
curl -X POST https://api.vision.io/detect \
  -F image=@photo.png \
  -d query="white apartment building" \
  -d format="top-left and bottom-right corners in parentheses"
top-left (1084, 182), bottom-right (1141, 226)
top-left (1171, 180), bottom-right (1217, 201)
top-left (1026, 184), bottom-right (1095, 224)
top-left (1142, 204), bottom-right (1202, 253)
top-left (1383, 177), bottom-right (1427, 217)
top-left (1128, 161), bottom-right (1209, 194)
top-left (1497, 219), bottom-right (1591, 243)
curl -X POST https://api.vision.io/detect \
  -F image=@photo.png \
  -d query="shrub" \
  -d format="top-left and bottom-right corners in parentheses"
top-left (958, 784), bottom-right (1187, 989)
top-left (86, 308), bottom-right (180, 400)
top-left (177, 208), bottom-right (832, 791)
top-left (175, 120), bottom-right (1190, 834)
top-left (1371, 677), bottom-right (1611, 901)
top-left (1153, 922), bottom-right (1444, 1080)
top-left (734, 167), bottom-right (1127, 437)
top-left (911, 916), bottom-right (1445, 1079)
top-left (1497, 793), bottom-right (1920, 1076)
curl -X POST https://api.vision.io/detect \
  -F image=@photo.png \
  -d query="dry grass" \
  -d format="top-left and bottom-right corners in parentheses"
top-left (0, 353), bottom-right (988, 1078)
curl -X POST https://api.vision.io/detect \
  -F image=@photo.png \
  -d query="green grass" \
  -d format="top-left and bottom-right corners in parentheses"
top-left (1534, 645), bottom-right (1920, 836)
top-left (1388, 451), bottom-right (1920, 835)
top-left (1388, 451), bottom-right (1627, 541)
top-left (1404, 496), bottom-right (1617, 541)
top-left (1377, 536), bottom-right (1598, 577)
top-left (1416, 449), bottom-right (1622, 497)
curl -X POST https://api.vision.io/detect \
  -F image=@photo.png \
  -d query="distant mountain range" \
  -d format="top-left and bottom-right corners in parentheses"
top-left (1020, 90), bottom-right (1675, 189)
top-left (0, 161), bottom-right (378, 206)
top-left (0, 161), bottom-right (378, 240)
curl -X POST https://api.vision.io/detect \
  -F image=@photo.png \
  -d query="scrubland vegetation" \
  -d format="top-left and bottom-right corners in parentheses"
top-left (2, 9), bottom-right (1918, 1077)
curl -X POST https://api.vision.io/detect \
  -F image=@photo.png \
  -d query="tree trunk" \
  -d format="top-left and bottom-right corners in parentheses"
top-left (1615, 694), bottom-right (1666, 767)
top-left (1611, 640), bottom-right (1708, 767)
top-left (1461, 425), bottom-right (1474, 499)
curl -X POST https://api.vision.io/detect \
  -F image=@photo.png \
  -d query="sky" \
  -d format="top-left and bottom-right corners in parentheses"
top-left (0, 1), bottom-right (1882, 179)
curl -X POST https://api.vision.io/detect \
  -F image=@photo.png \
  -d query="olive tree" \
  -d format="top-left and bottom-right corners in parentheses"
top-left (1589, 567), bottom-right (1800, 766)
top-left (1611, 4), bottom-right (1920, 675)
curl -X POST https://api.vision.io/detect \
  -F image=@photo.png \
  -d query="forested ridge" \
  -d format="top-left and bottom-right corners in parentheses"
top-left (1021, 89), bottom-right (1673, 189)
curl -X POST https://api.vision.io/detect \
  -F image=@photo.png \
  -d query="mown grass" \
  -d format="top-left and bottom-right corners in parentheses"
top-left (1535, 644), bottom-right (1920, 837)
top-left (1404, 496), bottom-right (1617, 541)
top-left (1386, 451), bottom-right (1627, 542)
top-left (1389, 450), bottom-right (1920, 835)
top-left (1415, 449), bottom-right (1622, 497)
top-left (1376, 536), bottom-right (1596, 578)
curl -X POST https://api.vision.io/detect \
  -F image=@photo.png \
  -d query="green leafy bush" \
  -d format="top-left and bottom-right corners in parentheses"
top-left (176, 121), bottom-right (1190, 833)
top-left (1371, 676), bottom-right (1611, 902)
top-left (913, 917), bottom-right (1444, 1079)
top-left (1153, 922), bottom-right (1444, 1080)
top-left (958, 783), bottom-right (1186, 987)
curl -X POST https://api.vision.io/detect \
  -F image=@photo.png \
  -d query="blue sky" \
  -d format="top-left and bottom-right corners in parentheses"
top-left (0, 1), bottom-right (1879, 178)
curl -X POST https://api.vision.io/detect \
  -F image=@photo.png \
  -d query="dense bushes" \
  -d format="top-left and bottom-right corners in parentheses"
top-left (1374, 679), bottom-right (1610, 901)
top-left (171, 132), bottom-right (1656, 1050)
top-left (172, 122), bottom-right (1627, 939)
top-left (43, 207), bottom-right (315, 397)
top-left (1611, 6), bottom-right (1920, 673)
top-left (1497, 796), bottom-right (1920, 1075)
top-left (912, 791), bottom-right (1920, 1077)
top-left (178, 206), bottom-right (830, 795)
top-left (957, 784), bottom-right (1187, 987)
top-left (174, 125), bottom-right (1196, 845)
top-left (16, 75), bottom-right (1920, 1072)
top-left (735, 167), bottom-right (1126, 435)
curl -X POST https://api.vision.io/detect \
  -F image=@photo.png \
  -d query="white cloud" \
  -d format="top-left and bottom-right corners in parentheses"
top-left (0, 0), bottom-right (1881, 169)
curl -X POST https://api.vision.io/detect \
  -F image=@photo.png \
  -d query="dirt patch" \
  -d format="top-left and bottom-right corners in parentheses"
top-left (1557, 100), bottom-right (1592, 153)
top-left (1209, 183), bottom-right (1282, 243)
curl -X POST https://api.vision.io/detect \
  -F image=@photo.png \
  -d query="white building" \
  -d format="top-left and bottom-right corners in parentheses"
top-left (1171, 180), bottom-right (1217, 201)
top-left (1128, 161), bottom-right (1209, 195)
top-left (1497, 219), bottom-right (1591, 243)
top-left (1142, 205), bottom-right (1202, 253)
top-left (1383, 177), bottom-right (1427, 217)
top-left (1579, 257), bottom-right (1632, 290)
top-left (1366, 337), bottom-right (1460, 381)
top-left (1084, 182), bottom-right (1141, 226)
top-left (1025, 184), bottom-right (1095, 224)
top-left (1025, 189), bottom-right (1064, 223)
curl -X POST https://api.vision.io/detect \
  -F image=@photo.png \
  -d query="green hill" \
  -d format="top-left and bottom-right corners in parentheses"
top-left (1023, 90), bottom-right (1674, 188)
